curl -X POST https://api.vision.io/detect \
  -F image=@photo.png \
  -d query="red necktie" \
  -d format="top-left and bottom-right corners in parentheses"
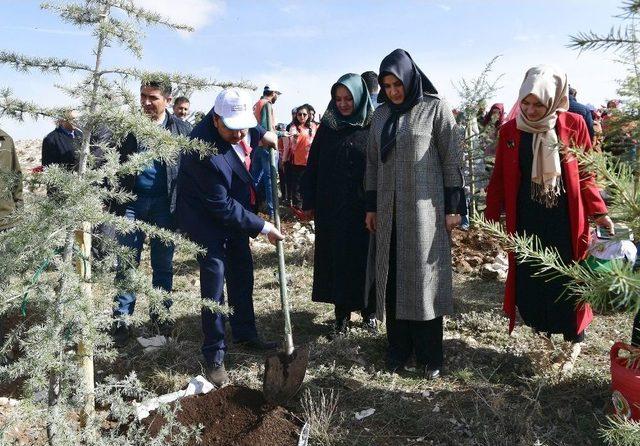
top-left (239, 140), bottom-right (256, 206)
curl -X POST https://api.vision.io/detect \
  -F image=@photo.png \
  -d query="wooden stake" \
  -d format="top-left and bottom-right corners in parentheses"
top-left (75, 222), bottom-right (94, 425)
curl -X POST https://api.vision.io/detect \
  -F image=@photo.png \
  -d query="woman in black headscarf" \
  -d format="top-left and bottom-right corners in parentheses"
top-left (365, 49), bottom-right (465, 379)
top-left (302, 73), bottom-right (376, 336)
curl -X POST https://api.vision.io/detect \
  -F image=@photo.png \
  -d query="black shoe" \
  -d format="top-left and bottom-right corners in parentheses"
top-left (386, 359), bottom-right (405, 374)
top-left (111, 321), bottom-right (129, 348)
top-left (420, 365), bottom-right (441, 380)
top-left (363, 317), bottom-right (378, 334)
top-left (335, 317), bottom-right (349, 335)
top-left (206, 363), bottom-right (230, 387)
top-left (235, 338), bottom-right (279, 351)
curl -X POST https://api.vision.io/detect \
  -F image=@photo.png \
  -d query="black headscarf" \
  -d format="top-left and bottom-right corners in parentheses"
top-left (378, 49), bottom-right (438, 162)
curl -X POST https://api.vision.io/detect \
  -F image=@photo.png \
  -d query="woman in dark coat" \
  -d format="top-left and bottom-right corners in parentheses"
top-left (302, 73), bottom-right (376, 336)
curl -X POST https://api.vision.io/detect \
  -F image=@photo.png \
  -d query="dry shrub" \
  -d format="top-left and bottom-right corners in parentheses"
top-left (301, 388), bottom-right (341, 446)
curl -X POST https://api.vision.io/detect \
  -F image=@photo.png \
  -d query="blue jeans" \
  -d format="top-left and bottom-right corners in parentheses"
top-left (114, 195), bottom-right (174, 319)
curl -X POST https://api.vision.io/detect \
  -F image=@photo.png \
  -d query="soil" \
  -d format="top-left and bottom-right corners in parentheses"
top-left (451, 227), bottom-right (503, 273)
top-left (145, 386), bottom-right (302, 446)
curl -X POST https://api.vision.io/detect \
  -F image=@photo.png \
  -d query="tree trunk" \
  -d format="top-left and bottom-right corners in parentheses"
top-left (76, 222), bottom-right (94, 426)
top-left (47, 233), bottom-right (74, 446)
top-left (466, 116), bottom-right (476, 217)
top-left (74, 6), bottom-right (109, 426)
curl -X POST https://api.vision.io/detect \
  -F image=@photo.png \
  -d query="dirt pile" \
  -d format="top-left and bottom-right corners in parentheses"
top-left (146, 385), bottom-right (302, 446)
top-left (451, 228), bottom-right (507, 279)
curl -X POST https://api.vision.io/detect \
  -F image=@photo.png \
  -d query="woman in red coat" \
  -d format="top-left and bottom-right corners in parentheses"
top-left (485, 65), bottom-right (614, 348)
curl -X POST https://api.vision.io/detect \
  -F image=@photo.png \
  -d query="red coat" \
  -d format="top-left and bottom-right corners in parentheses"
top-left (485, 112), bottom-right (607, 334)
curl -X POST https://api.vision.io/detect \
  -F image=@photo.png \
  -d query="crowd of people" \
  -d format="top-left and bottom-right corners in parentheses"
top-left (1, 47), bottom-right (639, 387)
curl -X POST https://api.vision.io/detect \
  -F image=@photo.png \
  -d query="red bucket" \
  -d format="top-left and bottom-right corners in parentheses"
top-left (610, 342), bottom-right (640, 420)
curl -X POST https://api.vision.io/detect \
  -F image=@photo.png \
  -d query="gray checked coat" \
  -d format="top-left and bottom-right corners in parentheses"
top-left (365, 94), bottom-right (464, 321)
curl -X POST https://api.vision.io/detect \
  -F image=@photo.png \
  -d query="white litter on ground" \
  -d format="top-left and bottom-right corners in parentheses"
top-left (133, 375), bottom-right (214, 420)
top-left (354, 408), bottom-right (375, 420)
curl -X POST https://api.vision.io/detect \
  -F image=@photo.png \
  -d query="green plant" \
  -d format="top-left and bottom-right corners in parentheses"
top-left (453, 56), bottom-right (504, 217)
top-left (0, 1), bottom-right (247, 444)
top-left (600, 416), bottom-right (640, 446)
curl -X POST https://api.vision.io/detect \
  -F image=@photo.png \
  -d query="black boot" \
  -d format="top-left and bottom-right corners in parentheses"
top-left (111, 321), bottom-right (130, 348)
top-left (362, 313), bottom-right (378, 334)
top-left (331, 317), bottom-right (349, 339)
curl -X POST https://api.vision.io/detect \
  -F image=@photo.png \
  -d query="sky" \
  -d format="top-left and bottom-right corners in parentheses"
top-left (0, 0), bottom-right (630, 139)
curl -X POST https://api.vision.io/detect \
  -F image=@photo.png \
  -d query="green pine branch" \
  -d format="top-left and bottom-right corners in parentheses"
top-left (40, 1), bottom-right (104, 27)
top-left (599, 416), bottom-right (640, 446)
top-left (102, 68), bottom-right (257, 92)
top-left (0, 51), bottom-right (92, 74)
top-left (568, 27), bottom-right (638, 53)
top-left (0, 89), bottom-right (75, 121)
top-left (473, 214), bottom-right (640, 315)
top-left (106, 0), bottom-right (193, 32)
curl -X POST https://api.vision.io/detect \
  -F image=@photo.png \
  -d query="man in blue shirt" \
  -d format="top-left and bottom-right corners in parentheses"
top-left (178, 88), bottom-right (284, 386)
top-left (111, 78), bottom-right (191, 346)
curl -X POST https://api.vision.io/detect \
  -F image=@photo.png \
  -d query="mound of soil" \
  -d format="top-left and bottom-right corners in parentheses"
top-left (146, 385), bottom-right (302, 446)
top-left (451, 228), bottom-right (503, 274)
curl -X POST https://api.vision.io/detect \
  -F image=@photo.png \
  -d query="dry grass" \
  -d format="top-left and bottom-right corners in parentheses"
top-left (301, 388), bottom-right (341, 445)
top-left (92, 235), bottom-right (634, 445)
top-left (7, 223), bottom-right (629, 445)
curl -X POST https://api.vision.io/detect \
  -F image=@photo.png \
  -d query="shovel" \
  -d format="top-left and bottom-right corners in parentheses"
top-left (263, 146), bottom-right (309, 404)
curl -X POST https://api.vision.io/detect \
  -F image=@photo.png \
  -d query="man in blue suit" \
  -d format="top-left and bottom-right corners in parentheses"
top-left (177, 88), bottom-right (284, 386)
top-left (568, 86), bottom-right (594, 144)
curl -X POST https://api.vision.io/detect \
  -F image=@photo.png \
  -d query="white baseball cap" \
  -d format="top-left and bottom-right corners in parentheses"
top-left (213, 88), bottom-right (257, 130)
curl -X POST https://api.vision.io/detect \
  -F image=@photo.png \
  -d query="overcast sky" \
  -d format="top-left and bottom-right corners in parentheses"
top-left (0, 0), bottom-right (629, 139)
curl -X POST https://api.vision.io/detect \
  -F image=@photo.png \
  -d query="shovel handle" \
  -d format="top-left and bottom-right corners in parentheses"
top-left (269, 147), bottom-right (294, 355)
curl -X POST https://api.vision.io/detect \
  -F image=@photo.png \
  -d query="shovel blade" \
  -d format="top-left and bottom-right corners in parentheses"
top-left (263, 346), bottom-right (309, 404)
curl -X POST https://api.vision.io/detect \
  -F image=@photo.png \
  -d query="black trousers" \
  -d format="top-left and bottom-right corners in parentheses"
top-left (278, 165), bottom-right (287, 203)
top-left (288, 164), bottom-right (306, 207)
top-left (385, 223), bottom-right (443, 368)
top-left (335, 300), bottom-right (376, 322)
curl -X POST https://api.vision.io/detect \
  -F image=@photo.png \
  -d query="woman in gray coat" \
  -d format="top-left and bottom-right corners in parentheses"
top-left (365, 49), bottom-right (465, 379)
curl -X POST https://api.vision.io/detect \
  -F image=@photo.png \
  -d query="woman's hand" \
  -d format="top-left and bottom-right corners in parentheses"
top-left (365, 212), bottom-right (377, 233)
top-left (595, 214), bottom-right (615, 236)
top-left (445, 214), bottom-right (461, 234)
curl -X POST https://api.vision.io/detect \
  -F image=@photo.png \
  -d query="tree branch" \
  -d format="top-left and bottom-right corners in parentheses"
top-left (0, 51), bottom-right (92, 74)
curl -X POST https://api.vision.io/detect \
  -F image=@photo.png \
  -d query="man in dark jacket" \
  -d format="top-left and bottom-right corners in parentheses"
top-left (569, 86), bottom-right (595, 143)
top-left (42, 110), bottom-right (82, 171)
top-left (111, 78), bottom-right (191, 346)
top-left (177, 88), bottom-right (283, 386)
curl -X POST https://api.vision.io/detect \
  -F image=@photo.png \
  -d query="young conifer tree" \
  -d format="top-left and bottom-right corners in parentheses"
top-left (0, 1), bottom-right (248, 444)
top-left (569, 0), bottom-right (640, 191)
top-left (453, 56), bottom-right (503, 218)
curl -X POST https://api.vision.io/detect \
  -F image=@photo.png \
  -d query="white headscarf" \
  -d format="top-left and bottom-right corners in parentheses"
top-left (516, 65), bottom-right (569, 207)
